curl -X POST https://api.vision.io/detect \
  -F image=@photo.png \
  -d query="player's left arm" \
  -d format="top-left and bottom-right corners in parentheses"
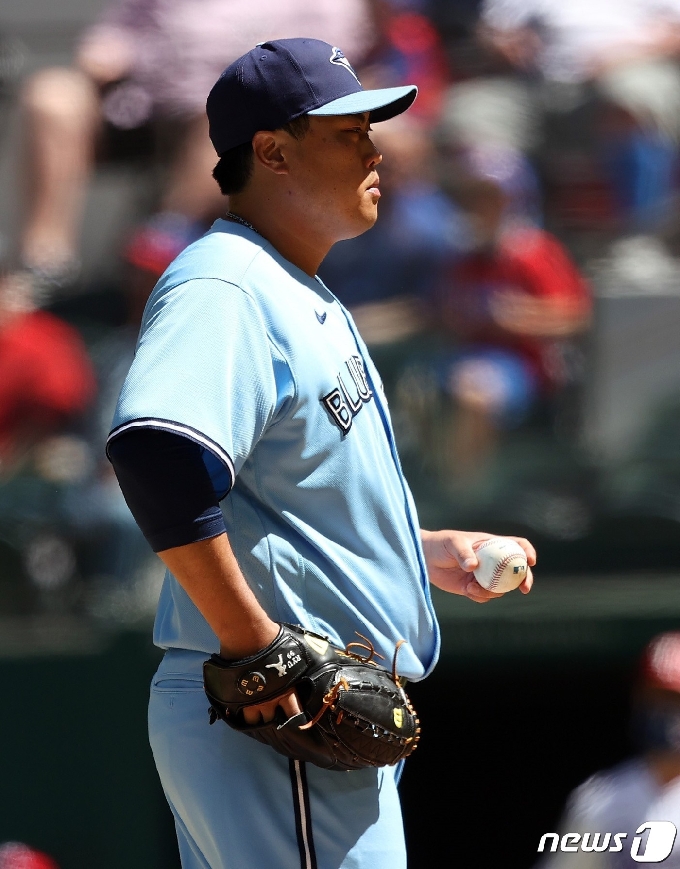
top-left (420, 529), bottom-right (535, 603)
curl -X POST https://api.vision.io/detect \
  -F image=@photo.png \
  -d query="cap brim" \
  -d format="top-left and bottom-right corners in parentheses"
top-left (307, 85), bottom-right (417, 123)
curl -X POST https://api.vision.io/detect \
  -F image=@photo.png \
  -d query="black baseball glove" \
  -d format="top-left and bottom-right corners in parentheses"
top-left (203, 623), bottom-right (420, 771)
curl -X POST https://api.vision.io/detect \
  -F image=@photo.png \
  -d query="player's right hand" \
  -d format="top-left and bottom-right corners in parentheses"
top-left (242, 688), bottom-right (303, 724)
top-left (217, 617), bottom-right (302, 723)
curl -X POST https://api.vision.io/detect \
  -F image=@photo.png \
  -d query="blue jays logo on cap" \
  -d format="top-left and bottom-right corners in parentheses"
top-left (329, 47), bottom-right (360, 84)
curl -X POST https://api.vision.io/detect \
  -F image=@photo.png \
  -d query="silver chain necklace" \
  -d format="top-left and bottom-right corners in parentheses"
top-left (225, 211), bottom-right (258, 234)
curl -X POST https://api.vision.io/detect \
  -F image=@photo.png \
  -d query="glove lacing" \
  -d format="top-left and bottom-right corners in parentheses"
top-left (299, 633), bottom-right (407, 732)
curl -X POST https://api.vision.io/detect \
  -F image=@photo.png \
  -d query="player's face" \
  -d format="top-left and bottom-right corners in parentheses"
top-left (283, 113), bottom-right (383, 240)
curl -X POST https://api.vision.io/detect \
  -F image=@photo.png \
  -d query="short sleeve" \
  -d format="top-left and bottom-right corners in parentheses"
top-left (108, 278), bottom-right (292, 493)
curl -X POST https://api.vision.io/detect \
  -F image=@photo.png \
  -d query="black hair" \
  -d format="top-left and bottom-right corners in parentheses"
top-left (212, 114), bottom-right (311, 196)
top-left (212, 142), bottom-right (254, 196)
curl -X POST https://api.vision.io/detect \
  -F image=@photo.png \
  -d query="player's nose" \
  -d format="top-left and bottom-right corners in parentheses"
top-left (365, 138), bottom-right (382, 169)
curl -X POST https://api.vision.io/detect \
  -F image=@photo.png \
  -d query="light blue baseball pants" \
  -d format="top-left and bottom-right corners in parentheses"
top-left (148, 648), bottom-right (407, 869)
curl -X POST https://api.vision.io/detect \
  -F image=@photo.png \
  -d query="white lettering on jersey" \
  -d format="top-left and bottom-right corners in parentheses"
top-left (321, 355), bottom-right (373, 434)
top-left (346, 355), bottom-right (372, 400)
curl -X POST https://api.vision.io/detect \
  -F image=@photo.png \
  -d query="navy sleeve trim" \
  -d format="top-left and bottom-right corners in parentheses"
top-left (107, 417), bottom-right (235, 493)
top-left (107, 427), bottom-right (228, 553)
top-left (148, 507), bottom-right (227, 553)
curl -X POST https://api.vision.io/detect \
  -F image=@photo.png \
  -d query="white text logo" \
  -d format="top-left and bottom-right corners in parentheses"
top-left (321, 356), bottom-right (373, 434)
top-left (538, 823), bottom-right (677, 863)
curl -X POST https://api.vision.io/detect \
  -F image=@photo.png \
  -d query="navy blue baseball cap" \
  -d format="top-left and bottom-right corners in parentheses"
top-left (207, 38), bottom-right (417, 155)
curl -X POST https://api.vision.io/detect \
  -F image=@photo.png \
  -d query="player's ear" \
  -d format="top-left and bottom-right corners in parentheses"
top-left (252, 130), bottom-right (290, 176)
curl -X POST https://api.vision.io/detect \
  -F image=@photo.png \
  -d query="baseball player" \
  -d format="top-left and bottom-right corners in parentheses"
top-left (107, 38), bottom-right (536, 869)
top-left (534, 632), bottom-right (680, 869)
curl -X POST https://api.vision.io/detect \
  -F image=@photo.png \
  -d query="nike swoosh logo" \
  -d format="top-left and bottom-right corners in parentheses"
top-left (315, 310), bottom-right (327, 325)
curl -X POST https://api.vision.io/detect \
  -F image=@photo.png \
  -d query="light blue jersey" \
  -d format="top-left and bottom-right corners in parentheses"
top-left (109, 219), bottom-right (439, 681)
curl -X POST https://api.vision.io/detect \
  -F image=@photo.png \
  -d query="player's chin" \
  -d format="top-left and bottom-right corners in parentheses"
top-left (359, 199), bottom-right (379, 227)
top-left (342, 204), bottom-right (378, 240)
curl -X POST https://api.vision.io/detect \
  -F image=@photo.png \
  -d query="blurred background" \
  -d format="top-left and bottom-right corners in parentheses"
top-left (1, 0), bottom-right (680, 866)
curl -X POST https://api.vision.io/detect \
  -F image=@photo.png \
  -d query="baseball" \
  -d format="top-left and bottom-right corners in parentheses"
top-left (473, 537), bottom-right (528, 593)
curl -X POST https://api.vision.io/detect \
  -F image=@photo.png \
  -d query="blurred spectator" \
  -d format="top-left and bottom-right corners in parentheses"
top-left (479, 0), bottom-right (680, 86)
top-left (362, 1), bottom-right (450, 122)
top-left (430, 146), bottom-right (591, 484)
top-left (14, 0), bottom-right (376, 297)
top-left (0, 269), bottom-right (95, 473)
top-left (319, 113), bottom-right (467, 347)
top-left (0, 843), bottom-right (59, 869)
top-left (317, 9), bottom-right (457, 349)
top-left (473, 0), bottom-right (680, 234)
top-left (535, 632), bottom-right (680, 868)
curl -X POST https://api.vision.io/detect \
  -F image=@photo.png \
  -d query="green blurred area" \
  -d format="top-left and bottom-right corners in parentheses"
top-left (0, 631), bottom-right (174, 869)
top-left (1, 571), bottom-right (679, 868)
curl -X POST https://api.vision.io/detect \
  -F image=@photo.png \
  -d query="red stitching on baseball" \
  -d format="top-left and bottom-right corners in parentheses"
top-left (489, 555), bottom-right (515, 589)
top-left (475, 541), bottom-right (526, 589)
